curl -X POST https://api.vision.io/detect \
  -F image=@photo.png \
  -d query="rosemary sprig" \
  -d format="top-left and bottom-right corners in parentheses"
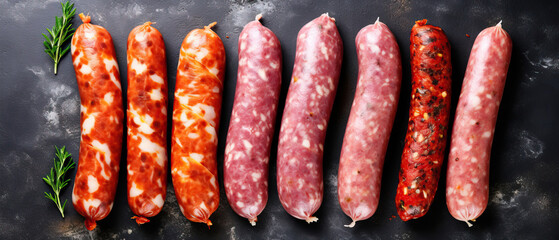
top-left (43, 146), bottom-right (75, 218)
top-left (43, 1), bottom-right (76, 75)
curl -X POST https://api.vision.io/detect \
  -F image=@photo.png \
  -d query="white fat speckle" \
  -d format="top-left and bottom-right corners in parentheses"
top-left (518, 130), bottom-right (544, 159)
top-left (87, 175), bottom-right (99, 193)
top-left (302, 139), bottom-right (310, 148)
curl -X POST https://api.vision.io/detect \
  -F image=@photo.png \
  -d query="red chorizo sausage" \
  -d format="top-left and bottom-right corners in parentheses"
top-left (71, 14), bottom-right (123, 230)
top-left (277, 13), bottom-right (343, 223)
top-left (126, 22), bottom-right (168, 225)
top-left (338, 19), bottom-right (401, 227)
top-left (446, 22), bottom-right (512, 226)
top-left (224, 14), bottom-right (282, 226)
top-left (395, 19), bottom-right (452, 221)
top-left (171, 22), bottom-right (225, 227)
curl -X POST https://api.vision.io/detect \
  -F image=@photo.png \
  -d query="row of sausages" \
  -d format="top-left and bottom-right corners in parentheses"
top-left (69, 12), bottom-right (512, 230)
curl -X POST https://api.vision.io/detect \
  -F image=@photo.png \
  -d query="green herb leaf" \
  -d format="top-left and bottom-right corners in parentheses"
top-left (43, 146), bottom-right (75, 218)
top-left (43, 1), bottom-right (76, 75)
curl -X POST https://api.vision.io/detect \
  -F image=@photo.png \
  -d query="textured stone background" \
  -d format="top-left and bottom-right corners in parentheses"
top-left (0, 0), bottom-right (558, 239)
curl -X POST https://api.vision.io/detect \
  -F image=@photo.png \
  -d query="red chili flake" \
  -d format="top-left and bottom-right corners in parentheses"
top-left (466, 34), bottom-right (470, 38)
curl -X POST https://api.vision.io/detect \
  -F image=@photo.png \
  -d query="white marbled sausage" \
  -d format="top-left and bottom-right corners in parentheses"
top-left (277, 13), bottom-right (343, 223)
top-left (224, 14), bottom-right (282, 226)
top-left (71, 14), bottom-right (123, 231)
top-left (337, 19), bottom-right (401, 227)
top-left (446, 22), bottom-right (512, 226)
top-left (126, 22), bottom-right (168, 224)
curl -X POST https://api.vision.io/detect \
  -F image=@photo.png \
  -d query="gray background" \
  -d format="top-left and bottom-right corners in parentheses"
top-left (1, 0), bottom-right (558, 239)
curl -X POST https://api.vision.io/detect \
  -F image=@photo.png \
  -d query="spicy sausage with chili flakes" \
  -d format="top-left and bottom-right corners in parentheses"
top-left (395, 19), bottom-right (452, 221)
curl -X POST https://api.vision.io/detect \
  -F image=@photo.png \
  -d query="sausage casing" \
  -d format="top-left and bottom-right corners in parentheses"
top-left (338, 19), bottom-right (401, 227)
top-left (171, 22), bottom-right (225, 227)
top-left (71, 14), bottom-right (123, 230)
top-left (446, 22), bottom-right (512, 226)
top-left (277, 13), bottom-right (343, 223)
top-left (126, 22), bottom-right (168, 224)
top-left (395, 19), bottom-right (452, 221)
top-left (224, 14), bottom-right (282, 226)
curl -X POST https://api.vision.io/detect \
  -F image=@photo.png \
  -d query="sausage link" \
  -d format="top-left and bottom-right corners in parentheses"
top-left (71, 14), bottom-right (123, 230)
top-left (277, 13), bottom-right (343, 223)
top-left (126, 22), bottom-right (168, 224)
top-left (446, 22), bottom-right (512, 226)
top-left (338, 19), bottom-right (401, 227)
top-left (395, 19), bottom-right (452, 221)
top-left (224, 14), bottom-right (282, 226)
top-left (171, 22), bottom-right (225, 227)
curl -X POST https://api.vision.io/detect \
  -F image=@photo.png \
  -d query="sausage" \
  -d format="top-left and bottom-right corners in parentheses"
top-left (126, 22), bottom-right (168, 225)
top-left (395, 19), bottom-right (452, 221)
top-left (71, 14), bottom-right (123, 230)
top-left (171, 22), bottom-right (225, 227)
top-left (277, 13), bottom-right (343, 223)
top-left (338, 18), bottom-right (401, 227)
top-left (224, 14), bottom-right (282, 226)
top-left (446, 22), bottom-right (512, 226)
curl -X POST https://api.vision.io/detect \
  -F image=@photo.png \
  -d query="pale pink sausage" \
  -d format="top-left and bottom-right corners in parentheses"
top-left (446, 22), bottom-right (512, 226)
top-left (277, 13), bottom-right (343, 223)
top-left (337, 19), bottom-right (401, 227)
top-left (224, 14), bottom-right (282, 226)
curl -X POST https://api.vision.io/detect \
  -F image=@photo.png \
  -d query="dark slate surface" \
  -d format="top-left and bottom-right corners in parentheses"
top-left (1, 0), bottom-right (558, 239)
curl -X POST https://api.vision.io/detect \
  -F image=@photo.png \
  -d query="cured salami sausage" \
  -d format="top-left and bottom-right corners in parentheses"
top-left (71, 14), bottom-right (123, 230)
top-left (224, 14), bottom-right (282, 226)
top-left (126, 22), bottom-right (168, 225)
top-left (338, 18), bottom-right (401, 228)
top-left (395, 19), bottom-right (452, 221)
top-left (446, 22), bottom-right (512, 226)
top-left (277, 13), bottom-right (343, 223)
top-left (171, 22), bottom-right (225, 227)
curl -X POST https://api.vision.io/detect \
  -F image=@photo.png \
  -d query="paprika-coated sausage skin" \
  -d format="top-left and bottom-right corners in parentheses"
top-left (395, 19), bottom-right (452, 221)
top-left (126, 22), bottom-right (168, 225)
top-left (171, 22), bottom-right (225, 227)
top-left (71, 14), bottom-right (123, 231)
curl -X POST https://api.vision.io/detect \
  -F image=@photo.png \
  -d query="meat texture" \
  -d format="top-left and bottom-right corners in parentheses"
top-left (338, 18), bottom-right (401, 227)
top-left (126, 22), bottom-right (168, 224)
top-left (171, 22), bottom-right (225, 227)
top-left (395, 19), bottom-right (452, 221)
top-left (71, 14), bottom-right (124, 230)
top-left (224, 14), bottom-right (282, 226)
top-left (277, 13), bottom-right (343, 223)
top-left (446, 22), bottom-right (512, 226)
